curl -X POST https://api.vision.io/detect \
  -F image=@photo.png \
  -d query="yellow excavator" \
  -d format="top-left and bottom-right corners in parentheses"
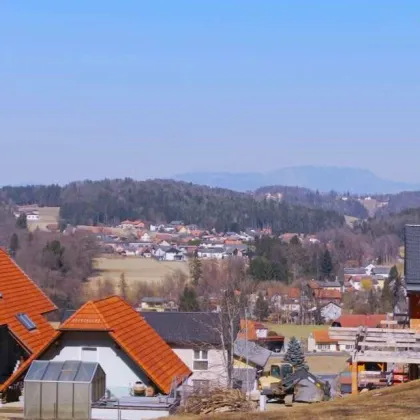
top-left (258, 363), bottom-right (331, 406)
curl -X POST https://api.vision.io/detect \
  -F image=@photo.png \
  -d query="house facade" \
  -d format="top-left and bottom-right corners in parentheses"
top-left (142, 312), bottom-right (230, 391)
top-left (5, 297), bottom-right (191, 399)
top-left (320, 302), bottom-right (342, 322)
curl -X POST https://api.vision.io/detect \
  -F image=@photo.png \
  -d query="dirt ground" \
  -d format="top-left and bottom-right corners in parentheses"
top-left (168, 380), bottom-right (420, 420)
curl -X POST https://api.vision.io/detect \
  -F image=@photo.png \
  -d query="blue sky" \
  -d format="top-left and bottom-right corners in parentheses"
top-left (1, 1), bottom-right (419, 185)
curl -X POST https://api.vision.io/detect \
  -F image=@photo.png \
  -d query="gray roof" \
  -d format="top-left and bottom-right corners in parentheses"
top-left (234, 339), bottom-right (271, 368)
top-left (142, 297), bottom-right (167, 304)
top-left (317, 279), bottom-right (342, 288)
top-left (25, 360), bottom-right (103, 383)
top-left (372, 267), bottom-right (391, 275)
top-left (344, 268), bottom-right (367, 275)
top-left (142, 312), bottom-right (234, 346)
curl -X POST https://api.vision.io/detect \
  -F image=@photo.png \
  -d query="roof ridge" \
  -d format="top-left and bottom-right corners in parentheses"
top-left (91, 300), bottom-right (111, 329)
top-left (0, 248), bottom-right (57, 314)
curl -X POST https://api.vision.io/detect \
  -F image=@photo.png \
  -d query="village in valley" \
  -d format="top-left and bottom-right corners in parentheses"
top-left (1, 200), bottom-right (420, 420)
top-left (2, 2), bottom-right (419, 419)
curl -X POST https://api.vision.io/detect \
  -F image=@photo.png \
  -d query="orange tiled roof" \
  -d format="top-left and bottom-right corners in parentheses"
top-left (335, 314), bottom-right (387, 328)
top-left (0, 249), bottom-right (58, 392)
top-left (237, 319), bottom-right (257, 341)
top-left (61, 296), bottom-right (191, 393)
top-left (313, 329), bottom-right (337, 344)
top-left (314, 289), bottom-right (342, 300)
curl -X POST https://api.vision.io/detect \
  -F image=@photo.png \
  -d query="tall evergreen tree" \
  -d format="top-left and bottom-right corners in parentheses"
top-left (179, 285), bottom-right (200, 312)
top-left (381, 278), bottom-right (393, 313)
top-left (8, 233), bottom-right (19, 258)
top-left (16, 213), bottom-right (27, 229)
top-left (284, 337), bottom-right (307, 370)
top-left (320, 248), bottom-right (333, 280)
top-left (119, 272), bottom-right (128, 300)
top-left (189, 251), bottom-right (202, 286)
top-left (254, 292), bottom-right (270, 321)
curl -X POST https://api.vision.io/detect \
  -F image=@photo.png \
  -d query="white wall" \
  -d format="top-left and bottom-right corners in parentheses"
top-left (307, 337), bottom-right (337, 353)
top-left (42, 331), bottom-right (151, 398)
top-left (171, 347), bottom-right (227, 388)
top-left (92, 408), bottom-right (170, 420)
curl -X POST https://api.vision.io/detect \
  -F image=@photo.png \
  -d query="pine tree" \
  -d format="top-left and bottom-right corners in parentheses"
top-left (119, 272), bottom-right (128, 300)
top-left (320, 249), bottom-right (333, 280)
top-left (8, 233), bottom-right (19, 258)
top-left (254, 292), bottom-right (270, 321)
top-left (189, 252), bottom-right (202, 286)
top-left (16, 213), bottom-right (27, 229)
top-left (284, 337), bottom-right (307, 370)
top-left (179, 285), bottom-right (200, 312)
top-left (380, 278), bottom-right (393, 313)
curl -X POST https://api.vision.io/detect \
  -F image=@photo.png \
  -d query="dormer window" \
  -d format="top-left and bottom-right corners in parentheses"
top-left (16, 313), bottom-right (37, 331)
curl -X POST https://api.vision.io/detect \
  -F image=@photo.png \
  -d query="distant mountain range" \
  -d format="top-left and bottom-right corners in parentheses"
top-left (174, 166), bottom-right (420, 194)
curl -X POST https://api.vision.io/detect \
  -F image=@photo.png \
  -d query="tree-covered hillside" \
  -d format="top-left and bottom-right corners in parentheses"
top-left (255, 185), bottom-right (369, 219)
top-left (0, 179), bottom-right (344, 233)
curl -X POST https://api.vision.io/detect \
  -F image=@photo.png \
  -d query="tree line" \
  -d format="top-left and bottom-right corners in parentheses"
top-left (0, 179), bottom-right (345, 233)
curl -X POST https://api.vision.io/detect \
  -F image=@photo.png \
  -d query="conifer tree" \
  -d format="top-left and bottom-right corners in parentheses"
top-left (179, 285), bottom-right (200, 312)
top-left (284, 336), bottom-right (308, 370)
top-left (254, 292), bottom-right (270, 321)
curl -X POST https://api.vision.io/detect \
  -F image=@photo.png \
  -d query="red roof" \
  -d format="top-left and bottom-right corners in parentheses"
top-left (61, 296), bottom-right (191, 393)
top-left (0, 249), bottom-right (57, 392)
top-left (313, 330), bottom-right (337, 344)
top-left (237, 319), bottom-right (257, 341)
top-left (314, 289), bottom-right (342, 300)
top-left (334, 314), bottom-right (387, 328)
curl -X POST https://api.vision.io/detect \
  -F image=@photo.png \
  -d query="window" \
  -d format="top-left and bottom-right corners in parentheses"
top-left (193, 349), bottom-right (209, 370)
top-left (317, 344), bottom-right (330, 351)
top-left (16, 313), bottom-right (36, 331)
top-left (193, 380), bottom-right (210, 394)
top-left (345, 345), bottom-right (354, 350)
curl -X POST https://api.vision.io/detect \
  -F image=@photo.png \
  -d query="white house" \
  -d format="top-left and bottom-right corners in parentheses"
top-left (140, 232), bottom-right (151, 242)
top-left (308, 329), bottom-right (354, 353)
top-left (307, 330), bottom-right (338, 352)
top-left (320, 302), bottom-right (342, 323)
top-left (142, 312), bottom-right (229, 392)
top-left (13, 297), bottom-right (191, 399)
top-left (197, 247), bottom-right (225, 260)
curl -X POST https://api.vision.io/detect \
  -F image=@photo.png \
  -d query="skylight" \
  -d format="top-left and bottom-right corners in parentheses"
top-left (16, 313), bottom-right (37, 331)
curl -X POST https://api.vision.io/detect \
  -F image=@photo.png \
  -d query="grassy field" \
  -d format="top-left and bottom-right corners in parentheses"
top-left (265, 323), bottom-right (328, 340)
top-left (167, 380), bottom-right (420, 420)
top-left (89, 255), bottom-right (189, 288)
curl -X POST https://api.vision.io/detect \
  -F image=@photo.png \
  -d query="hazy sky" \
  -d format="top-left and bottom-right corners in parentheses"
top-left (1, 1), bottom-right (419, 185)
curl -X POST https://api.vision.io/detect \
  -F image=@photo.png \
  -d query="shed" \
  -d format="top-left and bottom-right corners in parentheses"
top-left (24, 360), bottom-right (105, 420)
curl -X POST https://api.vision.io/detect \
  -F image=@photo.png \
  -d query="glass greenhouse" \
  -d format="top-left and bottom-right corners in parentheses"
top-left (24, 360), bottom-right (105, 420)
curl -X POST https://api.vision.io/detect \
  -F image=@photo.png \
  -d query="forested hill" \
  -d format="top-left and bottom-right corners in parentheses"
top-left (0, 179), bottom-right (344, 233)
top-left (254, 185), bottom-right (369, 219)
top-left (355, 207), bottom-right (420, 240)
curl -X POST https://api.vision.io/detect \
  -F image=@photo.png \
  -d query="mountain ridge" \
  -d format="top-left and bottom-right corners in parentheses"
top-left (174, 166), bottom-right (420, 195)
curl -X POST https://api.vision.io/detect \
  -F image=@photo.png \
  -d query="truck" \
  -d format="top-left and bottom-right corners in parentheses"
top-left (258, 363), bottom-right (331, 406)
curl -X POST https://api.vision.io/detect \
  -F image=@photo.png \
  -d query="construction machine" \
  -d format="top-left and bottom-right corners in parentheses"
top-left (258, 363), bottom-right (331, 406)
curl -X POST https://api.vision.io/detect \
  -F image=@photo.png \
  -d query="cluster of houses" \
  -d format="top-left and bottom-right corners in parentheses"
top-left (0, 249), bottom-right (285, 414)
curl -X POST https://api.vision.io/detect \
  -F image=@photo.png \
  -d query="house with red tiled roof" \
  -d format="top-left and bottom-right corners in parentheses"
top-left (0, 250), bottom-right (58, 401)
top-left (332, 314), bottom-right (387, 328)
top-left (4, 296), bottom-right (191, 399)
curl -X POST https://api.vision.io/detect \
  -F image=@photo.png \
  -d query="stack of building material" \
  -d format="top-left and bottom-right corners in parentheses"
top-left (182, 388), bottom-right (256, 415)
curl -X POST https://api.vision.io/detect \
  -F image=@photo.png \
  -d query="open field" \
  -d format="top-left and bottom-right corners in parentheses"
top-left (89, 255), bottom-right (189, 289)
top-left (27, 206), bottom-right (60, 231)
top-left (167, 380), bottom-right (420, 420)
top-left (265, 323), bottom-right (328, 340)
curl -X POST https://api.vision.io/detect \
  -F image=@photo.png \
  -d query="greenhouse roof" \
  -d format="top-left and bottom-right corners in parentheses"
top-left (25, 360), bottom-right (102, 383)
